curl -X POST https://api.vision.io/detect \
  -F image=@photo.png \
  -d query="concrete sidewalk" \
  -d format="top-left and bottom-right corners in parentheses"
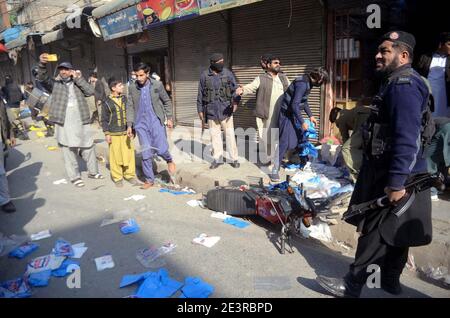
top-left (29, 122), bottom-right (450, 287)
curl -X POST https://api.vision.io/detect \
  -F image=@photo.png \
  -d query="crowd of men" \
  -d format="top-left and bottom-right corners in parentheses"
top-left (0, 29), bottom-right (448, 298)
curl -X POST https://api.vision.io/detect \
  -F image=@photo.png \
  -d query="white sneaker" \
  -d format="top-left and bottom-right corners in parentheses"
top-left (431, 194), bottom-right (439, 201)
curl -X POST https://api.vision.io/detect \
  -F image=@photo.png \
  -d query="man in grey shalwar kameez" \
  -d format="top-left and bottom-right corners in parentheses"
top-left (36, 54), bottom-right (104, 187)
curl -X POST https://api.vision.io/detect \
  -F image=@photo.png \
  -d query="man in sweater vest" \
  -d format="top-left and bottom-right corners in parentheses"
top-left (236, 55), bottom-right (290, 166)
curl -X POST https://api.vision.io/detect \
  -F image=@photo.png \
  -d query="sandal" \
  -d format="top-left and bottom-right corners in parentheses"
top-left (88, 173), bottom-right (104, 179)
top-left (72, 178), bottom-right (85, 187)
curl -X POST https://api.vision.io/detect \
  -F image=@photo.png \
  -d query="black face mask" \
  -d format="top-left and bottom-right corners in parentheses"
top-left (211, 62), bottom-right (224, 72)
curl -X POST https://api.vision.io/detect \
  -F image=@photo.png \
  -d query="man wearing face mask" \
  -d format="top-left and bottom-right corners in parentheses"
top-left (197, 53), bottom-right (240, 169)
top-left (36, 54), bottom-right (104, 188)
top-left (236, 55), bottom-right (292, 165)
top-left (316, 31), bottom-right (434, 298)
top-left (270, 68), bottom-right (329, 182)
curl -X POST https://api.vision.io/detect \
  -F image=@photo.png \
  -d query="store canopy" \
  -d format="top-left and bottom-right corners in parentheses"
top-left (5, 35), bottom-right (27, 50)
top-left (41, 29), bottom-right (64, 45)
top-left (92, 0), bottom-right (140, 19)
top-left (1, 26), bottom-right (27, 43)
top-left (0, 43), bottom-right (7, 53)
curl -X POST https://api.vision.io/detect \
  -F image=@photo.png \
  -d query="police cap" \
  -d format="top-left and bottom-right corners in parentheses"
top-left (380, 31), bottom-right (416, 50)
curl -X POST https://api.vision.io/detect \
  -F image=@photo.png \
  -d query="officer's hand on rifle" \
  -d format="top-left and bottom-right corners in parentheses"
top-left (384, 187), bottom-right (406, 203)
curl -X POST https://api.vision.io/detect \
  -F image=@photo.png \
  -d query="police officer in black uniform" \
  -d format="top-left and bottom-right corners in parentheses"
top-left (316, 31), bottom-right (433, 297)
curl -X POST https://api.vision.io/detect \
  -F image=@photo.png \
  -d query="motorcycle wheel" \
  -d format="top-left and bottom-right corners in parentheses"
top-left (205, 188), bottom-right (257, 216)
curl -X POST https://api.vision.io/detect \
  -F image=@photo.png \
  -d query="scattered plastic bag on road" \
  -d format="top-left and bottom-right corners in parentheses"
top-left (136, 243), bottom-right (176, 269)
top-left (192, 234), bottom-right (220, 248)
top-left (180, 277), bottom-right (214, 298)
top-left (119, 219), bottom-right (140, 235)
top-left (0, 278), bottom-right (32, 298)
top-left (124, 195), bottom-right (146, 201)
top-left (95, 254), bottom-right (115, 271)
top-left (53, 238), bottom-right (74, 257)
top-left (8, 242), bottom-right (39, 259)
top-left (0, 233), bottom-right (29, 257)
top-left (26, 254), bottom-right (66, 274)
top-left (30, 230), bottom-right (52, 241)
top-left (223, 217), bottom-right (250, 229)
top-left (308, 222), bottom-right (333, 242)
top-left (53, 179), bottom-right (68, 185)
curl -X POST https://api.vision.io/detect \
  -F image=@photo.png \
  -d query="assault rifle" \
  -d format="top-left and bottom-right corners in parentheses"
top-left (342, 172), bottom-right (444, 221)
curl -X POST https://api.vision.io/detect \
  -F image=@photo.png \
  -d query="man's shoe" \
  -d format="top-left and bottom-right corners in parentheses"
top-left (381, 278), bottom-right (403, 295)
top-left (210, 161), bottom-right (221, 169)
top-left (114, 180), bottom-right (124, 188)
top-left (316, 275), bottom-right (362, 298)
top-left (230, 161), bottom-right (240, 168)
top-left (140, 181), bottom-right (154, 190)
top-left (125, 178), bottom-right (141, 186)
top-left (1, 201), bottom-right (16, 213)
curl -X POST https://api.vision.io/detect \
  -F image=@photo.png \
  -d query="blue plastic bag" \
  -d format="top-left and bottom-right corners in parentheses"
top-left (51, 259), bottom-right (80, 277)
top-left (28, 269), bottom-right (52, 287)
top-left (159, 188), bottom-right (193, 195)
top-left (299, 142), bottom-right (318, 158)
top-left (180, 277), bottom-right (214, 298)
top-left (8, 242), bottom-right (39, 259)
top-left (54, 238), bottom-right (74, 257)
top-left (0, 278), bottom-right (32, 298)
top-left (119, 219), bottom-right (140, 235)
top-left (120, 269), bottom-right (183, 298)
top-left (223, 217), bottom-right (250, 229)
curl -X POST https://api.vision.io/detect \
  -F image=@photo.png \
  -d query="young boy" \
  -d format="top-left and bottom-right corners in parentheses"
top-left (102, 79), bottom-right (140, 187)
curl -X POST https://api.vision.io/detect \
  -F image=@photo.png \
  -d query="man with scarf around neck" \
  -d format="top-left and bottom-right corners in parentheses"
top-left (36, 53), bottom-right (104, 188)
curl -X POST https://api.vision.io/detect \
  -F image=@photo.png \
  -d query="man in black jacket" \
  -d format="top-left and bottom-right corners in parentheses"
top-left (0, 96), bottom-right (16, 213)
top-left (416, 32), bottom-right (450, 117)
top-left (1, 75), bottom-right (29, 140)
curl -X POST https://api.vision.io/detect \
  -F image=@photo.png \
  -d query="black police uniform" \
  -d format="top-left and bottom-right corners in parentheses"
top-left (317, 31), bottom-right (433, 297)
top-left (346, 32), bottom-right (433, 294)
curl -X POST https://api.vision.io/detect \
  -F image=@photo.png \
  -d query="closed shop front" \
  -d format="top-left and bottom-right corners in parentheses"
top-left (126, 27), bottom-right (171, 94)
top-left (172, 13), bottom-right (229, 126)
top-left (231, 0), bottom-right (325, 133)
top-left (94, 37), bottom-right (127, 83)
top-left (171, 0), bottom-right (325, 135)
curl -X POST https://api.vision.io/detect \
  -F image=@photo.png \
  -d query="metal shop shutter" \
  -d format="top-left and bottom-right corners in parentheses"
top-left (231, 0), bottom-right (324, 134)
top-left (172, 13), bottom-right (229, 126)
top-left (126, 27), bottom-right (169, 54)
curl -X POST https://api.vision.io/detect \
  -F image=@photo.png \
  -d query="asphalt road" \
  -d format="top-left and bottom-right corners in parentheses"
top-left (0, 138), bottom-right (449, 298)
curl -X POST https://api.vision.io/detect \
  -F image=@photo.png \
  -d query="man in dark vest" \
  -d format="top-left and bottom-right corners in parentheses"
top-left (316, 31), bottom-right (433, 297)
top-left (197, 53), bottom-right (240, 169)
top-left (236, 55), bottom-right (293, 166)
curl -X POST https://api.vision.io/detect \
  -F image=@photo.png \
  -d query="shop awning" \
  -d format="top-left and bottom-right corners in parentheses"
top-left (92, 0), bottom-right (140, 19)
top-left (5, 35), bottom-right (27, 50)
top-left (41, 29), bottom-right (64, 45)
top-left (0, 43), bottom-right (7, 53)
